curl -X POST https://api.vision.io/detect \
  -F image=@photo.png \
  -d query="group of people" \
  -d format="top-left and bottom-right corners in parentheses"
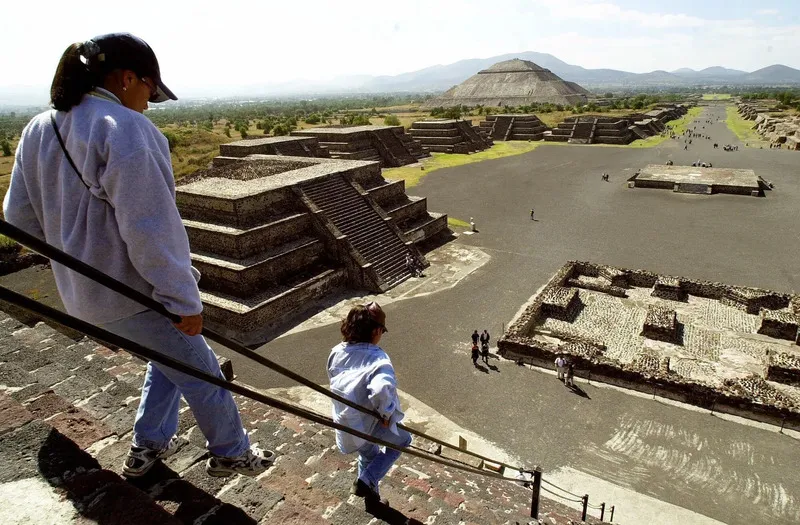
top-left (3, 32), bottom-right (410, 508)
top-left (470, 329), bottom-right (491, 366)
top-left (554, 354), bottom-right (576, 387)
top-left (405, 253), bottom-right (424, 278)
top-left (601, 173), bottom-right (610, 182)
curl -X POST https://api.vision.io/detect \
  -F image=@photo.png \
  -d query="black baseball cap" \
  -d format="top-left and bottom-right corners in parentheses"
top-left (84, 32), bottom-right (177, 103)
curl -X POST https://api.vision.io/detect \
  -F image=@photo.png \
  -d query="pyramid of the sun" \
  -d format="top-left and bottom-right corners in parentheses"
top-left (421, 59), bottom-right (590, 109)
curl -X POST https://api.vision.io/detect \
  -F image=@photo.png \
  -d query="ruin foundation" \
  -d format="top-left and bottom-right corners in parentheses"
top-left (498, 261), bottom-right (800, 430)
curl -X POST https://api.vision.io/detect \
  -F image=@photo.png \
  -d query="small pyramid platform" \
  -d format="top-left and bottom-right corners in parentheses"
top-left (175, 155), bottom-right (448, 342)
top-left (421, 59), bottom-right (589, 109)
top-left (213, 136), bottom-right (330, 167)
top-left (479, 114), bottom-right (549, 141)
top-left (407, 120), bottom-right (493, 154)
top-left (290, 125), bottom-right (429, 167)
top-left (543, 105), bottom-right (688, 145)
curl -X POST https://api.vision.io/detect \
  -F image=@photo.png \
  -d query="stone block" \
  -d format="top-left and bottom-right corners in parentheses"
top-left (0, 361), bottom-right (35, 389)
top-left (83, 482), bottom-right (183, 525)
top-left (25, 390), bottom-right (73, 419)
top-left (0, 420), bottom-right (100, 483)
top-left (0, 392), bottom-right (34, 435)
top-left (163, 439), bottom-right (207, 474)
top-left (12, 348), bottom-right (55, 372)
top-left (101, 406), bottom-right (136, 436)
top-left (72, 363), bottom-right (115, 389)
top-left (180, 461), bottom-right (229, 496)
top-left (757, 308), bottom-right (798, 341)
top-left (30, 362), bottom-right (72, 387)
top-left (76, 391), bottom-right (127, 419)
top-left (47, 407), bottom-right (114, 449)
top-left (9, 381), bottom-right (49, 403)
top-left (52, 375), bottom-right (101, 404)
top-left (218, 475), bottom-right (284, 521)
top-left (641, 305), bottom-right (678, 343)
top-left (258, 500), bottom-right (329, 525)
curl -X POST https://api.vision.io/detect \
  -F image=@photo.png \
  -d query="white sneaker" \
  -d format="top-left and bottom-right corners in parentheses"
top-left (206, 444), bottom-right (275, 477)
top-left (122, 437), bottom-right (179, 477)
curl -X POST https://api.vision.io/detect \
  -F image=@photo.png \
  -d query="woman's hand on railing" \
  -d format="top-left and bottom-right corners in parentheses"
top-left (175, 314), bottom-right (203, 336)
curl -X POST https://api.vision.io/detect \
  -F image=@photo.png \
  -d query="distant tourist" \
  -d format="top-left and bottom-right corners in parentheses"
top-left (470, 217), bottom-right (477, 232)
top-left (516, 469), bottom-right (532, 489)
top-left (480, 330), bottom-right (490, 364)
top-left (4, 32), bottom-right (275, 478)
top-left (472, 330), bottom-right (480, 345)
top-left (471, 343), bottom-right (480, 367)
top-left (565, 361), bottom-right (575, 387)
top-left (555, 355), bottom-right (567, 380)
top-left (327, 302), bottom-right (410, 506)
top-left (530, 209), bottom-right (535, 220)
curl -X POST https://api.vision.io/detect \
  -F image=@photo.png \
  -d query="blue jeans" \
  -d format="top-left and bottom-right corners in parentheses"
top-left (357, 424), bottom-right (412, 493)
top-left (99, 309), bottom-right (249, 457)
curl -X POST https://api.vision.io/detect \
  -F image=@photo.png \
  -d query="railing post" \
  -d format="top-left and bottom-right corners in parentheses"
top-left (600, 502), bottom-right (606, 521)
top-left (581, 494), bottom-right (588, 522)
top-left (529, 469), bottom-right (542, 519)
top-left (610, 505), bottom-right (615, 522)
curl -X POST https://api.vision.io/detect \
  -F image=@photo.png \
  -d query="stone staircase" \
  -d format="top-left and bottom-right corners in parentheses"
top-left (491, 116), bottom-right (515, 141)
top-left (0, 311), bottom-right (610, 524)
top-left (300, 176), bottom-right (414, 289)
top-left (371, 128), bottom-right (418, 167)
top-left (568, 120), bottom-right (596, 144)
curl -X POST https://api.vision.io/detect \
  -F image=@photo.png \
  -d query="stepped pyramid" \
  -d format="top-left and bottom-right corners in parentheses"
top-left (0, 311), bottom-right (609, 524)
top-left (421, 59), bottom-right (590, 109)
top-left (175, 155), bottom-right (448, 343)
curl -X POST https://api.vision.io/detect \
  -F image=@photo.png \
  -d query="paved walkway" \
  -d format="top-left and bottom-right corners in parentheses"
top-left (227, 106), bottom-right (800, 525)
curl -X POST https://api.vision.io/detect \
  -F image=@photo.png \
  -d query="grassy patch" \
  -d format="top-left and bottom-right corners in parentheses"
top-left (725, 106), bottom-right (768, 147)
top-left (383, 141), bottom-right (542, 188)
top-left (447, 217), bottom-right (471, 229)
top-left (702, 94), bottom-right (732, 100)
top-left (0, 234), bottom-right (18, 250)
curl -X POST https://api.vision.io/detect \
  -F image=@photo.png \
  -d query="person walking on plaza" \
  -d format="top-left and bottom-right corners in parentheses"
top-left (530, 208), bottom-right (535, 220)
top-left (480, 330), bottom-right (490, 364)
top-left (471, 343), bottom-right (480, 367)
top-left (471, 330), bottom-right (480, 346)
top-left (555, 354), bottom-right (567, 381)
top-left (565, 361), bottom-right (575, 387)
top-left (327, 302), bottom-right (411, 505)
top-left (3, 33), bottom-right (274, 478)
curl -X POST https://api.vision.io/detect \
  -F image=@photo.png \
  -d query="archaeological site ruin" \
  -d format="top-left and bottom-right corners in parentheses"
top-left (421, 58), bottom-right (590, 109)
top-left (407, 119), bottom-right (493, 153)
top-left (544, 105), bottom-right (688, 144)
top-left (175, 151), bottom-right (448, 342)
top-left (739, 102), bottom-right (800, 150)
top-left (478, 114), bottom-right (549, 141)
top-left (629, 164), bottom-right (769, 196)
top-left (498, 261), bottom-right (800, 430)
top-left (290, 125), bottom-right (430, 166)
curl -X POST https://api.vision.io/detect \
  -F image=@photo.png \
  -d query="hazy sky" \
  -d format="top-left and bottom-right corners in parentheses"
top-left (2, 0), bottom-right (798, 97)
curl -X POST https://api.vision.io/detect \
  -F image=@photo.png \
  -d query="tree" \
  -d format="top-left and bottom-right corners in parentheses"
top-left (604, 92), bottom-right (614, 99)
top-left (383, 115), bottom-right (401, 126)
top-left (161, 131), bottom-right (178, 152)
top-left (304, 114), bottom-right (321, 124)
top-left (240, 128), bottom-right (248, 139)
top-left (272, 124), bottom-right (289, 136)
top-left (224, 127), bottom-right (231, 138)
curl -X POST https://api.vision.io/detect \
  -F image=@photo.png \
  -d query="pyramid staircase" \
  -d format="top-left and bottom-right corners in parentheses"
top-left (568, 119), bottom-right (596, 144)
top-left (491, 116), bottom-right (515, 140)
top-left (299, 175), bottom-right (415, 289)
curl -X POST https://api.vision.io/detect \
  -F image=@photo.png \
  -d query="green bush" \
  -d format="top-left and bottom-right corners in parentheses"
top-left (383, 115), bottom-right (401, 126)
top-left (272, 124), bottom-right (289, 136)
top-left (1, 139), bottom-right (11, 157)
top-left (304, 114), bottom-right (321, 124)
top-left (162, 131), bottom-right (179, 152)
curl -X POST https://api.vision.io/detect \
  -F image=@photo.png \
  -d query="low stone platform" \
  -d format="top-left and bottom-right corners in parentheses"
top-left (176, 155), bottom-right (448, 342)
top-left (0, 310), bottom-right (606, 525)
top-left (407, 120), bottom-right (492, 154)
top-left (214, 136), bottom-right (329, 167)
top-left (498, 261), bottom-right (800, 430)
top-left (630, 164), bottom-right (766, 196)
top-left (543, 105), bottom-right (688, 145)
top-left (290, 125), bottom-right (429, 167)
top-left (478, 114), bottom-right (548, 141)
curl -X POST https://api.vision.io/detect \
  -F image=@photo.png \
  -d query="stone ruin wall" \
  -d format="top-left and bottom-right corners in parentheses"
top-left (498, 261), bottom-right (800, 430)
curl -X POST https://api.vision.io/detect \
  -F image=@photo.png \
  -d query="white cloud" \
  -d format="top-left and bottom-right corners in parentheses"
top-left (756, 9), bottom-right (779, 15)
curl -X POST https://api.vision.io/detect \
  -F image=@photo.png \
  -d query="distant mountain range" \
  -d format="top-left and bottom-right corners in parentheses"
top-left (2, 51), bottom-right (799, 106)
top-left (349, 52), bottom-right (800, 93)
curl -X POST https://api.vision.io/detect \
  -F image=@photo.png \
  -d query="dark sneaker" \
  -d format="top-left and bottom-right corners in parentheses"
top-left (122, 437), bottom-right (179, 477)
top-left (351, 478), bottom-right (388, 505)
top-left (206, 445), bottom-right (275, 477)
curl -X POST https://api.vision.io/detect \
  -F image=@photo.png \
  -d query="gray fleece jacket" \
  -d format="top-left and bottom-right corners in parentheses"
top-left (3, 89), bottom-right (202, 324)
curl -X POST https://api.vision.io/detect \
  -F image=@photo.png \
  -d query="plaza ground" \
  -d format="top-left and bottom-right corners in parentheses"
top-left (230, 105), bottom-right (800, 525)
